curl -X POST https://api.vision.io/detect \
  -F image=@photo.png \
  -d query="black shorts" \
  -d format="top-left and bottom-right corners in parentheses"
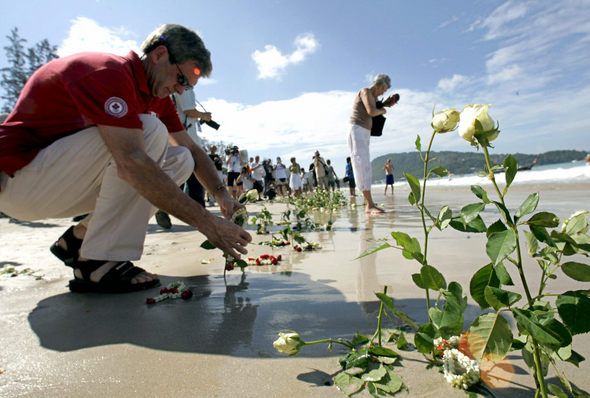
top-left (253, 180), bottom-right (264, 193)
top-left (227, 172), bottom-right (240, 186)
top-left (348, 178), bottom-right (356, 188)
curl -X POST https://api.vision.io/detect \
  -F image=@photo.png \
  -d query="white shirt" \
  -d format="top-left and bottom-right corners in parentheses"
top-left (171, 88), bottom-right (201, 144)
top-left (250, 161), bottom-right (265, 181)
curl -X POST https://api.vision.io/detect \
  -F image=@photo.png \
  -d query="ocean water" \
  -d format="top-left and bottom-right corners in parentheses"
top-left (375, 161), bottom-right (590, 189)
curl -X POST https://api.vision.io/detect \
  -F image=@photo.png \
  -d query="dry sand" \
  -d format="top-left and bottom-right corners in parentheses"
top-left (1, 184), bottom-right (589, 397)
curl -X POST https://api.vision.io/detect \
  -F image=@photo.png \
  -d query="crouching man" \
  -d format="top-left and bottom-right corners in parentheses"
top-left (0, 24), bottom-right (251, 293)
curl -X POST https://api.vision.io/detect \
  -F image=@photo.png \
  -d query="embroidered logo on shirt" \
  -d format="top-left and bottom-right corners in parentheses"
top-left (104, 97), bottom-right (128, 118)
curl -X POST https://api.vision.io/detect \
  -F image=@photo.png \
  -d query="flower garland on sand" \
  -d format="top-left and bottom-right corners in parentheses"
top-left (146, 281), bottom-right (192, 304)
top-left (433, 336), bottom-right (480, 390)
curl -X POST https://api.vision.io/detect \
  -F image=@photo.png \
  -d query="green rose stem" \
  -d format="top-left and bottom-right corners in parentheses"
top-left (370, 286), bottom-right (388, 346)
top-left (481, 145), bottom-right (548, 398)
top-left (303, 338), bottom-right (353, 349)
top-left (420, 130), bottom-right (438, 310)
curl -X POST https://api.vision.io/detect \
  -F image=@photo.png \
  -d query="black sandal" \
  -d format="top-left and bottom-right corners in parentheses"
top-left (68, 260), bottom-right (159, 293)
top-left (50, 226), bottom-right (82, 267)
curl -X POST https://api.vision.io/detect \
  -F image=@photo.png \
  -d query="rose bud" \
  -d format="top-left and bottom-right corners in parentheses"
top-left (273, 332), bottom-right (305, 356)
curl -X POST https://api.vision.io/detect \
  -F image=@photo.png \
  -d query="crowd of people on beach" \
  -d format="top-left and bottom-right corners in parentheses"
top-left (0, 23), bottom-right (398, 294)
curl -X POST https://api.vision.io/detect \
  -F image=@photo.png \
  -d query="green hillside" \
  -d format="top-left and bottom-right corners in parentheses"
top-left (371, 150), bottom-right (588, 183)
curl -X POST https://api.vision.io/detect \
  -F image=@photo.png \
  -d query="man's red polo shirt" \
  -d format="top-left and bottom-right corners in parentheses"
top-left (0, 51), bottom-right (184, 176)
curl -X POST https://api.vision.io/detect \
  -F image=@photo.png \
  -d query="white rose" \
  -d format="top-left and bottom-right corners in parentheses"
top-left (432, 108), bottom-right (460, 133)
top-left (273, 332), bottom-right (305, 355)
top-left (458, 104), bottom-right (497, 145)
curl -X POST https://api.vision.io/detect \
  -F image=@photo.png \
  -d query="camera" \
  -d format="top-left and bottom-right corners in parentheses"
top-left (199, 119), bottom-right (220, 130)
top-left (380, 93), bottom-right (400, 108)
top-left (224, 145), bottom-right (240, 156)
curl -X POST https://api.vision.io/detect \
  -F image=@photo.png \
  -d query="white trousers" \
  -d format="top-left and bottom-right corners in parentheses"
top-left (347, 124), bottom-right (372, 192)
top-left (0, 114), bottom-right (194, 261)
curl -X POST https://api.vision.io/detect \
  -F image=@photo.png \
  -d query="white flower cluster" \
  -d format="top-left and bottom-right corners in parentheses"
top-left (152, 281), bottom-right (188, 302)
top-left (442, 348), bottom-right (480, 390)
top-left (433, 336), bottom-right (460, 349)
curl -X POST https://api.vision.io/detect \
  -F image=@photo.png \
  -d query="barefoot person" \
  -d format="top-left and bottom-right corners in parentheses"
top-left (0, 24), bottom-right (251, 293)
top-left (347, 74), bottom-right (396, 214)
top-left (383, 159), bottom-right (394, 195)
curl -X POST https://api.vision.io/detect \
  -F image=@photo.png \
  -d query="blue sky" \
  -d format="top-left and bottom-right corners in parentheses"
top-left (2, 0), bottom-right (590, 176)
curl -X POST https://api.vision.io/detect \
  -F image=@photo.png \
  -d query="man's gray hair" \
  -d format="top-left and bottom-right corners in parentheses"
top-left (373, 74), bottom-right (391, 89)
top-left (141, 24), bottom-right (212, 77)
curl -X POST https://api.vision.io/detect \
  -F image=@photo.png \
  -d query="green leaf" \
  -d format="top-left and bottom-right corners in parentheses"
top-left (468, 312), bottom-right (513, 361)
top-left (408, 192), bottom-right (416, 205)
top-left (436, 206), bottom-right (452, 230)
top-left (460, 202), bottom-right (486, 224)
top-left (547, 384), bottom-right (568, 398)
top-left (411, 273), bottom-right (426, 289)
top-left (523, 230), bottom-right (539, 256)
top-left (471, 185), bottom-right (491, 204)
top-left (415, 135), bottom-right (421, 152)
top-left (430, 166), bottom-right (448, 177)
top-left (527, 212), bottom-right (560, 228)
top-left (333, 373), bottom-right (363, 396)
top-left (515, 193), bottom-right (539, 220)
top-left (562, 210), bottom-right (589, 235)
top-left (377, 371), bottom-right (403, 394)
top-left (487, 219), bottom-right (507, 237)
top-left (351, 332), bottom-right (370, 347)
top-left (375, 292), bottom-right (396, 314)
top-left (470, 263), bottom-right (500, 309)
top-left (484, 286), bottom-right (522, 310)
top-left (495, 262), bottom-right (514, 285)
top-left (541, 318), bottom-right (572, 348)
top-left (503, 155), bottom-right (518, 191)
top-left (405, 173), bottom-right (421, 205)
top-left (512, 309), bottom-right (561, 348)
top-left (450, 215), bottom-right (487, 233)
top-left (420, 265), bottom-right (446, 290)
top-left (562, 261), bottom-right (590, 282)
top-left (414, 322), bottom-right (437, 354)
top-left (396, 332), bottom-right (409, 349)
top-left (493, 201), bottom-right (513, 226)
top-left (361, 365), bottom-right (387, 382)
top-left (200, 240), bottom-right (216, 250)
top-left (556, 291), bottom-right (590, 335)
top-left (530, 225), bottom-right (556, 247)
top-left (368, 346), bottom-right (399, 358)
top-left (486, 229), bottom-right (517, 265)
top-left (356, 242), bottom-right (392, 259)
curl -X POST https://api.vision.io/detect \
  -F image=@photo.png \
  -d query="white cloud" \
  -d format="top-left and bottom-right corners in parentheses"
top-left (58, 17), bottom-right (140, 57)
top-left (487, 64), bottom-right (522, 85)
top-left (437, 74), bottom-right (467, 92)
top-left (479, 1), bottom-right (527, 40)
top-left (252, 33), bottom-right (319, 79)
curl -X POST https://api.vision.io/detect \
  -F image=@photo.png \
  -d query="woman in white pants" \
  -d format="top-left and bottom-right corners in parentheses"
top-left (347, 74), bottom-right (394, 214)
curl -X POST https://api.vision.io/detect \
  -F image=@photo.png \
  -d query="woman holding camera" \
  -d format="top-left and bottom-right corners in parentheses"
top-left (347, 74), bottom-right (395, 214)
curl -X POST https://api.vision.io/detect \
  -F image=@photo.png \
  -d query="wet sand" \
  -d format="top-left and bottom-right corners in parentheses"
top-left (1, 183), bottom-right (589, 397)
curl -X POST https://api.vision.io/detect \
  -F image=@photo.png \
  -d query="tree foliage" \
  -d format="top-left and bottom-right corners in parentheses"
top-left (371, 150), bottom-right (588, 183)
top-left (1, 27), bottom-right (58, 113)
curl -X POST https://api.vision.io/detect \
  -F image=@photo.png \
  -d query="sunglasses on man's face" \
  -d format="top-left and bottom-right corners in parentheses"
top-left (175, 64), bottom-right (202, 89)
top-left (175, 64), bottom-right (192, 89)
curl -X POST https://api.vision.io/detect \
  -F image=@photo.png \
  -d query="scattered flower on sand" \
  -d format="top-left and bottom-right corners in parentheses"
top-left (442, 348), bottom-right (480, 390)
top-left (146, 281), bottom-right (192, 304)
top-left (273, 332), bottom-right (305, 356)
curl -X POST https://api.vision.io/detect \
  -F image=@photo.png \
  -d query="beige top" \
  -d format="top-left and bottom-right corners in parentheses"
top-left (350, 88), bottom-right (375, 130)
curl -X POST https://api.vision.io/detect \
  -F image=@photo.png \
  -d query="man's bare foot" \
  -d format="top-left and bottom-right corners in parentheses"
top-left (74, 261), bottom-right (158, 284)
top-left (366, 206), bottom-right (385, 215)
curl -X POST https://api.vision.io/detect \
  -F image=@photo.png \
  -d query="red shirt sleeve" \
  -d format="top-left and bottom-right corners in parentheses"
top-left (65, 68), bottom-right (144, 129)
